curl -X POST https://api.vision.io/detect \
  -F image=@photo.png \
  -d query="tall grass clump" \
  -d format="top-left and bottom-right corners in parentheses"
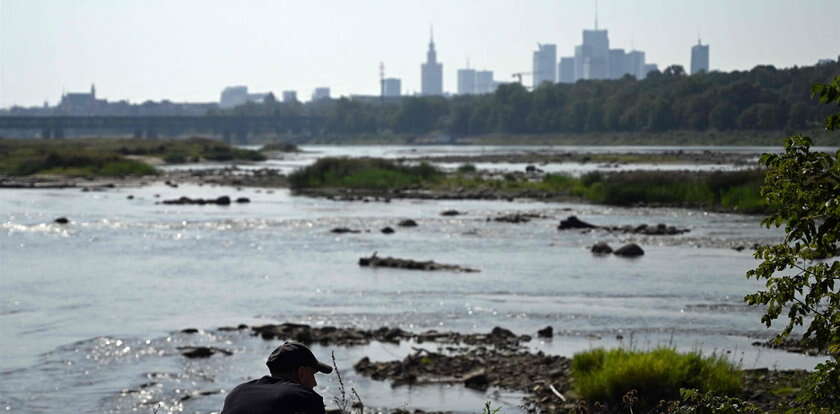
top-left (2, 149), bottom-right (157, 177)
top-left (578, 169), bottom-right (766, 213)
top-left (572, 347), bottom-right (742, 412)
top-left (288, 157), bottom-right (443, 190)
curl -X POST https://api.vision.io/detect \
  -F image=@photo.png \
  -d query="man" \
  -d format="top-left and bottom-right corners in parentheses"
top-left (221, 342), bottom-right (333, 414)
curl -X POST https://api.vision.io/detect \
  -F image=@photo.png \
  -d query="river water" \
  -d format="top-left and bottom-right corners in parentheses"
top-left (0, 145), bottom-right (834, 413)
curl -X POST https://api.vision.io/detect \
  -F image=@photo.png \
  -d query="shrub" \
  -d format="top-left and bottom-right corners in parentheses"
top-left (260, 142), bottom-right (301, 152)
top-left (163, 152), bottom-right (188, 164)
top-left (572, 347), bottom-right (742, 412)
top-left (288, 157), bottom-right (443, 190)
top-left (456, 163), bottom-right (477, 173)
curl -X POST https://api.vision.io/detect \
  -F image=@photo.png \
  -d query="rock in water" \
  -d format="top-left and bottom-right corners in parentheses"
top-left (54, 217), bottom-right (70, 224)
top-left (537, 326), bottom-right (554, 338)
top-left (557, 216), bottom-right (598, 230)
top-left (440, 210), bottom-right (463, 216)
top-left (177, 346), bottom-right (233, 358)
top-left (614, 243), bottom-right (645, 257)
top-left (235, 197), bottom-right (250, 203)
top-left (358, 254), bottom-right (479, 272)
top-left (331, 227), bottom-right (361, 234)
top-left (381, 227), bottom-right (395, 234)
top-left (397, 219), bottom-right (418, 227)
top-left (162, 195), bottom-right (233, 205)
top-left (591, 242), bottom-right (613, 255)
top-left (463, 371), bottom-right (490, 391)
top-left (491, 326), bottom-right (516, 338)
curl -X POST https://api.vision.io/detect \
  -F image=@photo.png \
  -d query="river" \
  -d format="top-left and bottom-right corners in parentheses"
top-left (0, 145), bottom-right (832, 413)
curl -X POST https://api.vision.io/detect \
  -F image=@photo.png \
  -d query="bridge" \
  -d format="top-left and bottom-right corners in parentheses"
top-left (0, 115), bottom-right (323, 143)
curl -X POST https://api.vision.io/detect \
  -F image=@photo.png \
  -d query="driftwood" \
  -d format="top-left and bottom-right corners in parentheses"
top-left (358, 253), bottom-right (479, 273)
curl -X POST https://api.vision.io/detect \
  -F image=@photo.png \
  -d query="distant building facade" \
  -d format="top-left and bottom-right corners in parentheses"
top-left (220, 86), bottom-right (249, 108)
top-left (220, 86), bottom-right (270, 108)
top-left (421, 31), bottom-right (443, 96)
top-left (475, 70), bottom-right (497, 94)
top-left (626, 50), bottom-right (646, 79)
top-left (383, 78), bottom-right (402, 97)
top-left (577, 29), bottom-right (610, 80)
top-left (59, 84), bottom-right (105, 113)
top-left (609, 48), bottom-right (632, 79)
top-left (457, 68), bottom-right (477, 95)
top-left (532, 43), bottom-right (557, 87)
top-left (312, 87), bottom-right (330, 101)
top-left (282, 91), bottom-right (298, 103)
top-left (690, 40), bottom-right (710, 74)
top-left (558, 57), bottom-right (575, 83)
top-left (551, 22), bottom-right (658, 82)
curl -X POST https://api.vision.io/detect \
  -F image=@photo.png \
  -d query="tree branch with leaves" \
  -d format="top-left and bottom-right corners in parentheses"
top-left (745, 75), bottom-right (840, 412)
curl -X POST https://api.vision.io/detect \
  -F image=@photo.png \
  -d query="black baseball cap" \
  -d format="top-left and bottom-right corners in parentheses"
top-left (266, 342), bottom-right (333, 374)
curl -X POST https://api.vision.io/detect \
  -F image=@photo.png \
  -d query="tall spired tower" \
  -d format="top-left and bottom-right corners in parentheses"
top-left (421, 27), bottom-right (443, 95)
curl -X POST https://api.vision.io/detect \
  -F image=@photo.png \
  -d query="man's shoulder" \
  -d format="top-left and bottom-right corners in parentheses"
top-left (223, 377), bottom-right (325, 414)
top-left (246, 376), bottom-right (324, 402)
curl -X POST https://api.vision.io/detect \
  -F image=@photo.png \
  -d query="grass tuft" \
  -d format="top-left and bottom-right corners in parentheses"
top-left (572, 347), bottom-right (742, 412)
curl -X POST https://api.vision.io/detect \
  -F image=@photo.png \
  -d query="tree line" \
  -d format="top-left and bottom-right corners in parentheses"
top-left (214, 61), bottom-right (840, 136)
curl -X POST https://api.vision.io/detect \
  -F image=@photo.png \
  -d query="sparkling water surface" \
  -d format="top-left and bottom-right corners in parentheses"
top-left (1, 145), bottom-right (833, 413)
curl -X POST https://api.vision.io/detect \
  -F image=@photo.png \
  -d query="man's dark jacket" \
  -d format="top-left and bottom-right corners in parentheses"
top-left (221, 376), bottom-right (326, 414)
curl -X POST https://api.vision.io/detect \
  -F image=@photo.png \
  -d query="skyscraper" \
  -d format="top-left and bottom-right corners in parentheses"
top-left (579, 29), bottom-right (610, 80)
top-left (457, 68), bottom-right (477, 95)
top-left (383, 78), bottom-right (402, 97)
top-left (558, 57), bottom-right (575, 83)
top-left (690, 39), bottom-right (710, 75)
top-left (421, 28), bottom-right (443, 96)
top-left (609, 49), bottom-right (632, 79)
top-left (626, 50), bottom-right (646, 79)
top-left (475, 70), bottom-right (496, 94)
top-left (532, 43), bottom-right (557, 87)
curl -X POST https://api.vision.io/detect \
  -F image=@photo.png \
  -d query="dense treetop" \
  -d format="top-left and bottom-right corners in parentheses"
top-left (215, 62), bottom-right (840, 136)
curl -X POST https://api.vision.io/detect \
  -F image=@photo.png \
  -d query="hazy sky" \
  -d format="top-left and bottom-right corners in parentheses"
top-left (1, 0), bottom-right (838, 108)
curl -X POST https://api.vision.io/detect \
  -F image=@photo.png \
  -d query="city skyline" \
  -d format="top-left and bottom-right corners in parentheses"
top-left (1, 0), bottom-right (839, 108)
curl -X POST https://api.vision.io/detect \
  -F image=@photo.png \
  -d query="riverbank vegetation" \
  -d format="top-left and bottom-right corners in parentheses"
top-left (441, 169), bottom-right (765, 212)
top-left (571, 347), bottom-right (742, 412)
top-left (288, 157), bottom-right (442, 190)
top-left (107, 136), bottom-right (266, 163)
top-left (215, 61), bottom-right (840, 143)
top-left (0, 137), bottom-right (265, 176)
top-left (259, 141), bottom-right (301, 153)
top-left (289, 157), bottom-right (766, 213)
top-left (0, 139), bottom-right (157, 176)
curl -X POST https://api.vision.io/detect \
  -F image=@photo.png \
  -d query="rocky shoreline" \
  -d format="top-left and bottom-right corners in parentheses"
top-left (171, 322), bottom-right (814, 413)
top-left (406, 150), bottom-right (758, 167)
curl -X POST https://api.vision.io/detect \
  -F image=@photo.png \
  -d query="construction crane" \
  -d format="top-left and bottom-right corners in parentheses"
top-left (511, 72), bottom-right (535, 90)
top-left (511, 72), bottom-right (532, 84)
